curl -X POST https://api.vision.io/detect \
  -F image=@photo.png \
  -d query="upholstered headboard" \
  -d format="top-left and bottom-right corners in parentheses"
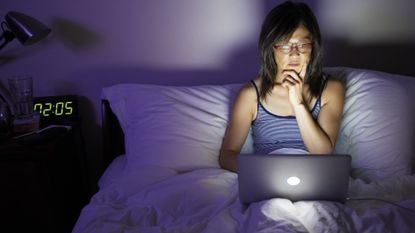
top-left (101, 99), bottom-right (125, 169)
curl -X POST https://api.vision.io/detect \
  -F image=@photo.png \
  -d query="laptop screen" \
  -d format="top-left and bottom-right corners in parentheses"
top-left (237, 154), bottom-right (351, 204)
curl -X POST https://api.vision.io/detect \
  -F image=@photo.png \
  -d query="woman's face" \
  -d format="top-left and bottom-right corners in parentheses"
top-left (273, 25), bottom-right (312, 76)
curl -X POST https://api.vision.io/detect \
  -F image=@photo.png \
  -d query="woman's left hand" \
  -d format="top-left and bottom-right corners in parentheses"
top-left (282, 63), bottom-right (307, 107)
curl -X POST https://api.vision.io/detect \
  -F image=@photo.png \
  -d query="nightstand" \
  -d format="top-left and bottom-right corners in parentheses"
top-left (0, 127), bottom-right (88, 233)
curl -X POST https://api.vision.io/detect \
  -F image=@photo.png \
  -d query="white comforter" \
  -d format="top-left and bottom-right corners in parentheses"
top-left (73, 166), bottom-right (415, 233)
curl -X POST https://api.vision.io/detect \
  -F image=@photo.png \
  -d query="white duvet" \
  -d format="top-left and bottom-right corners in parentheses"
top-left (73, 165), bottom-right (415, 233)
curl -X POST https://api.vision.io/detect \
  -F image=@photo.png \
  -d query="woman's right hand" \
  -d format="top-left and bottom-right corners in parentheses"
top-left (282, 62), bottom-right (307, 109)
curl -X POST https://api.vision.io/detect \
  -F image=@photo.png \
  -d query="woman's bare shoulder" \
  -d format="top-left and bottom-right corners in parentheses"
top-left (326, 78), bottom-right (345, 94)
top-left (321, 77), bottom-right (345, 106)
top-left (238, 78), bottom-right (260, 98)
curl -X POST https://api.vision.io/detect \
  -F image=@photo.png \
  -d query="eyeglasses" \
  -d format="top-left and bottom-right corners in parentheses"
top-left (273, 42), bottom-right (312, 54)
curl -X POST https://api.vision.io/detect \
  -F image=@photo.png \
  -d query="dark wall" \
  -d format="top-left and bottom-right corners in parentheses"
top-left (1, 0), bottom-right (414, 191)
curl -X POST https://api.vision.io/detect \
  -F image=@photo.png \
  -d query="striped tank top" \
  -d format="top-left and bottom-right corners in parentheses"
top-left (251, 80), bottom-right (323, 154)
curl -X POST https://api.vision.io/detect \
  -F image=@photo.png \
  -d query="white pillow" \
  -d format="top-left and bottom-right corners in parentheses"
top-left (97, 155), bottom-right (127, 188)
top-left (102, 83), bottom-right (254, 172)
top-left (325, 67), bottom-right (414, 182)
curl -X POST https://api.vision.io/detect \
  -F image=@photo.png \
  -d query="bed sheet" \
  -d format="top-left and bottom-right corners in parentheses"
top-left (73, 166), bottom-right (415, 233)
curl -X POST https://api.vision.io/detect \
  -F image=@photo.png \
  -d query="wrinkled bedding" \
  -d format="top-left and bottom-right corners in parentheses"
top-left (73, 165), bottom-right (415, 233)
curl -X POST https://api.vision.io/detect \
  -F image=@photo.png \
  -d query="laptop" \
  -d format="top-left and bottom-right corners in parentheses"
top-left (237, 154), bottom-right (351, 204)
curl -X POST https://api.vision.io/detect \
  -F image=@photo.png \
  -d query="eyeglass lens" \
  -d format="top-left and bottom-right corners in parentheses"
top-left (277, 43), bottom-right (311, 53)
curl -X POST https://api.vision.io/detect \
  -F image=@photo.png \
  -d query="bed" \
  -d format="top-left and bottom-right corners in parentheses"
top-left (73, 67), bottom-right (415, 233)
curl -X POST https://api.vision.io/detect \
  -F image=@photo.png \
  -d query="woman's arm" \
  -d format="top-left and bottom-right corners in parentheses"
top-left (219, 83), bottom-right (257, 172)
top-left (294, 79), bottom-right (345, 153)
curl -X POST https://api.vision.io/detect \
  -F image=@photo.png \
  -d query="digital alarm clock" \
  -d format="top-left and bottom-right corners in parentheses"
top-left (33, 95), bottom-right (79, 124)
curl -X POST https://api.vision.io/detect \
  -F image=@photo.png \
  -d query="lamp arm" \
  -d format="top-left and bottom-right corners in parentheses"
top-left (0, 30), bottom-right (15, 50)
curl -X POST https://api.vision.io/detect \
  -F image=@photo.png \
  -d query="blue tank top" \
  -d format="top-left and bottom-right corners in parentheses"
top-left (251, 80), bottom-right (323, 154)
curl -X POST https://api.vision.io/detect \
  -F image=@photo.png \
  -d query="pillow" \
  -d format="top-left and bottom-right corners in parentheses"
top-left (102, 83), bottom-right (254, 172)
top-left (325, 67), bottom-right (414, 182)
top-left (97, 155), bottom-right (127, 189)
top-left (102, 67), bottom-right (414, 180)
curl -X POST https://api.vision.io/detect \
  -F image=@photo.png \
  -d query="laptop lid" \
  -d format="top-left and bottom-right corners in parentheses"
top-left (237, 154), bottom-right (351, 205)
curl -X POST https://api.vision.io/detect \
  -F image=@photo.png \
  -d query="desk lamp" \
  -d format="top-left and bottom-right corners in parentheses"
top-left (0, 11), bottom-right (51, 50)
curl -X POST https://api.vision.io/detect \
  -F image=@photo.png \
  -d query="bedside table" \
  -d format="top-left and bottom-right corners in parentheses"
top-left (0, 127), bottom-right (88, 233)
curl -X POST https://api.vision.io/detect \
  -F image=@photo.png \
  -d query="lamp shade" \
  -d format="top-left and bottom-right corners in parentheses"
top-left (5, 11), bottom-right (51, 46)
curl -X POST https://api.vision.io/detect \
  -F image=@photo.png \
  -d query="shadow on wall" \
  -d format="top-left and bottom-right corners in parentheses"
top-left (0, 17), bottom-right (101, 66)
top-left (323, 38), bottom-right (415, 77)
top-left (51, 18), bottom-right (103, 50)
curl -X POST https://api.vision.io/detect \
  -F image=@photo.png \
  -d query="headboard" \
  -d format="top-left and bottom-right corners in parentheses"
top-left (101, 99), bottom-right (125, 169)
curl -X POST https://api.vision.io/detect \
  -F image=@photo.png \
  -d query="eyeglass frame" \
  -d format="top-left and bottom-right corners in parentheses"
top-left (273, 42), bottom-right (313, 54)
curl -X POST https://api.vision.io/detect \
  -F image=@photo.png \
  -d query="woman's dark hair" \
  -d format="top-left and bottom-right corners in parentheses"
top-left (258, 1), bottom-right (325, 100)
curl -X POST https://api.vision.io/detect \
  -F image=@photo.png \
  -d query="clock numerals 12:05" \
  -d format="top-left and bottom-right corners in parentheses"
top-left (34, 101), bottom-right (74, 116)
top-left (32, 95), bottom-right (78, 124)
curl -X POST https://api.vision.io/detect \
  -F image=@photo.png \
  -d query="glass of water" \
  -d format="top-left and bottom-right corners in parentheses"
top-left (8, 75), bottom-right (34, 119)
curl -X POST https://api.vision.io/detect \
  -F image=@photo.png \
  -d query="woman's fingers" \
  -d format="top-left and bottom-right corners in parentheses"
top-left (283, 70), bottom-right (303, 83)
top-left (283, 62), bottom-right (308, 81)
top-left (282, 75), bottom-right (300, 85)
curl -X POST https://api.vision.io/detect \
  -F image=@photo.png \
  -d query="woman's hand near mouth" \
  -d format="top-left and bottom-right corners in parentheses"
top-left (282, 62), bottom-right (307, 108)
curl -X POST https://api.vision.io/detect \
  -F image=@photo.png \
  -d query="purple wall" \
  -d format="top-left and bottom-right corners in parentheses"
top-left (1, 0), bottom-right (415, 188)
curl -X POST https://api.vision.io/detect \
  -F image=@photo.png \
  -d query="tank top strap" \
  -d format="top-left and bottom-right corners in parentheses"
top-left (320, 75), bottom-right (329, 97)
top-left (317, 76), bottom-right (329, 103)
top-left (311, 76), bottom-right (328, 116)
top-left (250, 80), bottom-right (261, 111)
top-left (250, 80), bottom-right (260, 99)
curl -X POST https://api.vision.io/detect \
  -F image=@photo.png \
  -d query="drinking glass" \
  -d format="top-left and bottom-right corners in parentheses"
top-left (8, 75), bottom-right (34, 119)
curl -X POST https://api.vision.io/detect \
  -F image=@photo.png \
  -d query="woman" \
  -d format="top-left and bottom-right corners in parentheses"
top-left (219, 1), bottom-right (345, 172)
